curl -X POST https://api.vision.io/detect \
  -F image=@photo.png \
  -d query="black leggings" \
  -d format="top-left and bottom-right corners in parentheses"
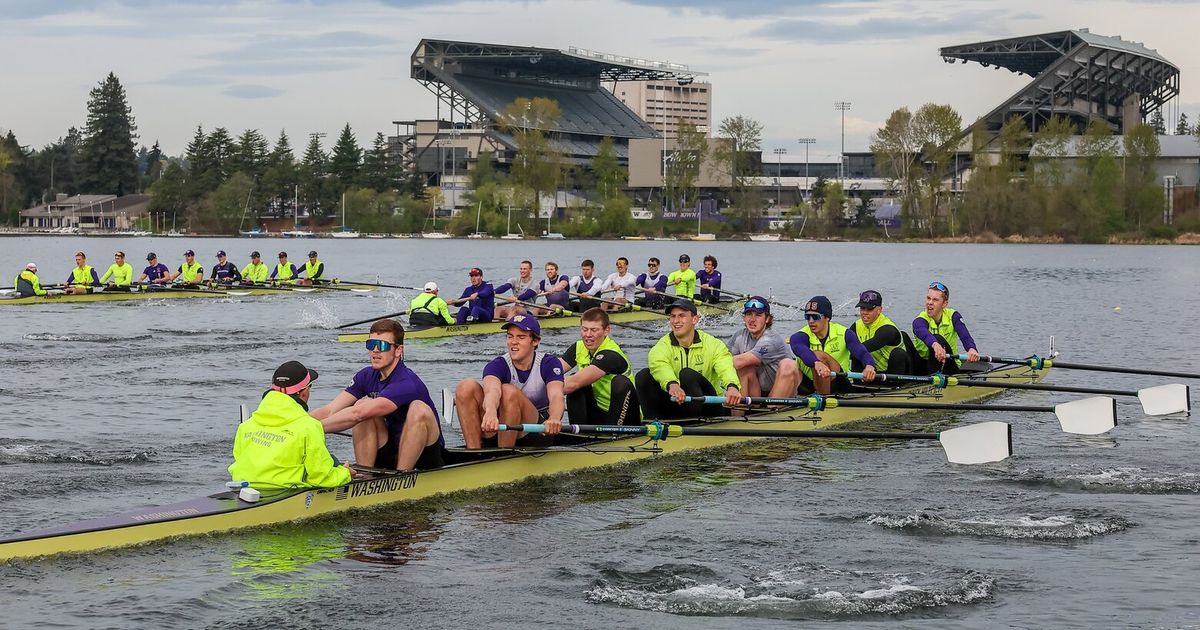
top-left (910, 333), bottom-right (961, 375)
top-left (852, 346), bottom-right (912, 377)
top-left (635, 367), bottom-right (723, 421)
top-left (566, 374), bottom-right (640, 425)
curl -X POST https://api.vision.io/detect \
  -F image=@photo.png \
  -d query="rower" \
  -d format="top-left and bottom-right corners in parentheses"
top-left (635, 299), bottom-right (742, 420)
top-left (99, 251), bottom-right (134, 289)
top-left (242, 251), bottom-right (268, 284)
top-left (408, 281), bottom-right (455, 327)
top-left (310, 319), bottom-right (445, 471)
top-left (454, 315), bottom-right (565, 448)
top-left (599, 257), bottom-right (637, 311)
top-left (270, 251), bottom-right (299, 284)
top-left (568, 259), bottom-right (603, 312)
top-left (495, 260), bottom-right (537, 319)
top-left (228, 360), bottom-right (354, 489)
top-left (911, 281), bottom-right (980, 375)
top-left (210, 250), bottom-right (242, 285)
top-left (170, 249), bottom-right (204, 285)
top-left (696, 255), bottom-right (722, 304)
top-left (13, 263), bottom-right (50, 297)
top-left (728, 296), bottom-right (799, 401)
top-left (666, 254), bottom-right (697, 299)
top-left (137, 252), bottom-right (171, 285)
top-left (559, 307), bottom-right (640, 425)
top-left (533, 261), bottom-right (570, 315)
top-left (633, 257), bottom-right (668, 309)
top-left (853, 290), bottom-right (911, 377)
top-left (455, 267), bottom-right (496, 324)
top-left (789, 295), bottom-right (877, 395)
top-left (299, 250), bottom-right (324, 286)
top-left (64, 251), bottom-right (100, 294)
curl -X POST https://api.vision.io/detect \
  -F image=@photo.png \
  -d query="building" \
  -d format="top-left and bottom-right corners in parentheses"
top-left (18, 194), bottom-right (151, 232)
top-left (610, 80), bottom-right (712, 138)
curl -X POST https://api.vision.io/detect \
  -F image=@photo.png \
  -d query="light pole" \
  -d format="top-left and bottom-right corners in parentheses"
top-left (797, 138), bottom-right (815, 198)
top-left (834, 102), bottom-right (851, 186)
top-left (772, 148), bottom-right (787, 208)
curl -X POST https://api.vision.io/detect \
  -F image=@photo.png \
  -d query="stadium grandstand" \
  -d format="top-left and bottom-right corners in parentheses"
top-left (400, 39), bottom-right (706, 184)
top-left (940, 28), bottom-right (1180, 139)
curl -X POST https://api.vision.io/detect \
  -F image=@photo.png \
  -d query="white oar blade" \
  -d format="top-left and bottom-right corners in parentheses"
top-left (441, 388), bottom-right (455, 425)
top-left (938, 421), bottom-right (1012, 464)
top-left (350, 288), bottom-right (373, 293)
top-left (1137, 384), bottom-right (1191, 416)
top-left (1054, 396), bottom-right (1117, 435)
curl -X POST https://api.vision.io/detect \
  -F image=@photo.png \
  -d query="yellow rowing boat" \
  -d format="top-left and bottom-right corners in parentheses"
top-left (0, 283), bottom-right (378, 305)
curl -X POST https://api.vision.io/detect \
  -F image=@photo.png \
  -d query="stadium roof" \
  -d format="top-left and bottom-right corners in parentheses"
top-left (940, 29), bottom-right (1179, 137)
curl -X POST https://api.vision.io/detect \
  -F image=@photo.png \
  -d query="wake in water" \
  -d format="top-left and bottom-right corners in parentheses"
top-left (860, 509), bottom-right (1130, 540)
top-left (23, 332), bottom-right (154, 343)
top-left (1007, 466), bottom-right (1200, 494)
top-left (0, 438), bottom-right (155, 466)
top-left (297, 299), bottom-right (343, 329)
top-left (585, 562), bottom-right (994, 619)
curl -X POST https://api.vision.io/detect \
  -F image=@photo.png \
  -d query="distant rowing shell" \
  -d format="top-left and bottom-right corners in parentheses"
top-left (0, 284), bottom-right (379, 305)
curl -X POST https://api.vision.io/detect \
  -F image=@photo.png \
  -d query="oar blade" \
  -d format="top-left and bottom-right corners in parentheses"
top-left (1054, 396), bottom-right (1117, 435)
top-left (1137, 384), bottom-right (1191, 416)
top-left (938, 421), bottom-right (1012, 464)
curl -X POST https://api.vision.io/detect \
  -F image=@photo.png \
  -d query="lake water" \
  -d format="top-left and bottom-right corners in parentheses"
top-left (1, 236), bottom-right (1197, 628)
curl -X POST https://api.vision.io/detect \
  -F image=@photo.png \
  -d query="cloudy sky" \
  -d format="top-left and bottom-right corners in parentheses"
top-left (1, 0), bottom-right (1196, 162)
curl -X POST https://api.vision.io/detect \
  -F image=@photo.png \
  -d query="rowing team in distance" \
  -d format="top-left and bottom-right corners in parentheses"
top-left (12, 249), bottom-right (334, 297)
top-left (230, 280), bottom-right (980, 490)
top-left (406, 254), bottom-right (723, 326)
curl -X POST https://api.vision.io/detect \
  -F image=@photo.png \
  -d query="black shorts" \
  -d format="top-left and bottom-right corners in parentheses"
top-left (375, 431), bottom-right (445, 471)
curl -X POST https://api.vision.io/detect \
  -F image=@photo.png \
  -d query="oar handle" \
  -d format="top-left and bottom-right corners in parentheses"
top-left (571, 291), bottom-right (639, 311)
top-left (974, 354), bottom-right (1200, 380)
top-left (514, 299), bottom-right (573, 316)
top-left (336, 310), bottom-right (411, 329)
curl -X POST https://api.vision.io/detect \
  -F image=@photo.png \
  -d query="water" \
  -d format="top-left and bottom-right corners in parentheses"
top-left (1, 236), bottom-right (1197, 628)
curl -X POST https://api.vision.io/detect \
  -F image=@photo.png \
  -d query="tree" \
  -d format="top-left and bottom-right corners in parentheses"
top-left (328, 123), bottom-right (362, 191)
top-left (299, 133), bottom-right (328, 218)
top-left (196, 172), bottom-right (254, 234)
top-left (1149, 110), bottom-right (1166, 135)
top-left (0, 143), bottom-right (15, 224)
top-left (1176, 113), bottom-right (1190, 136)
top-left (591, 136), bottom-right (626, 201)
top-left (148, 161), bottom-right (187, 228)
top-left (1028, 115), bottom-right (1076, 234)
top-left (664, 120), bottom-right (708, 214)
top-left (713, 114), bottom-right (763, 231)
top-left (500, 97), bottom-right (563, 215)
top-left (1123, 123), bottom-right (1162, 232)
top-left (871, 108), bottom-right (918, 227)
top-left (231, 129), bottom-right (269, 181)
top-left (911, 103), bottom-right (963, 236)
top-left (80, 72), bottom-right (139, 195)
top-left (361, 132), bottom-right (395, 192)
top-left (1076, 120), bottom-right (1122, 239)
top-left (143, 141), bottom-right (164, 188)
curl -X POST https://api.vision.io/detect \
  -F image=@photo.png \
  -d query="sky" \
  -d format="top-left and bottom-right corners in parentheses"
top-left (1, 0), bottom-right (1197, 163)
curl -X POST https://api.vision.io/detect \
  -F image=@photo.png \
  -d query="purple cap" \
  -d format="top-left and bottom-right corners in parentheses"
top-left (856, 290), bottom-right (882, 308)
top-left (184, 250), bottom-right (195, 257)
top-left (743, 296), bottom-right (770, 314)
top-left (216, 250), bottom-right (227, 258)
top-left (805, 295), bottom-right (833, 318)
top-left (502, 314), bottom-right (541, 337)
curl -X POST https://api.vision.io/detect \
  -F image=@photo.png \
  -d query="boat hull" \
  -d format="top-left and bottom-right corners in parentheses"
top-left (0, 284), bottom-right (378, 305)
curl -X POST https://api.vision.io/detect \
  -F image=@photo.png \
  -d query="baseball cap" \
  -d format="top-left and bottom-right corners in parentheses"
top-left (856, 290), bottom-right (883, 308)
top-left (743, 296), bottom-right (770, 314)
top-left (665, 298), bottom-right (698, 315)
top-left (184, 249), bottom-right (195, 257)
top-left (271, 360), bottom-right (318, 395)
top-left (250, 251), bottom-right (261, 258)
top-left (277, 251), bottom-right (288, 258)
top-left (469, 267), bottom-right (483, 277)
top-left (423, 281), bottom-right (439, 292)
top-left (502, 314), bottom-right (541, 337)
top-left (678, 254), bottom-right (690, 263)
top-left (805, 295), bottom-right (833, 319)
top-left (146, 252), bottom-right (157, 261)
top-left (216, 250), bottom-right (227, 258)
top-left (308, 250), bottom-right (318, 257)
top-left (25, 262), bottom-right (37, 271)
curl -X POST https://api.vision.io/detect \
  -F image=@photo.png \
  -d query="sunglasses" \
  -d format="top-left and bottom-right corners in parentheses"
top-left (804, 313), bottom-right (824, 321)
top-left (365, 339), bottom-right (395, 352)
top-left (929, 281), bottom-right (948, 293)
top-left (744, 299), bottom-right (767, 311)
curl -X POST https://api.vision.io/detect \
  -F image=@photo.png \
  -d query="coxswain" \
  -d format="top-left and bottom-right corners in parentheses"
top-left (634, 257), bottom-right (668, 309)
top-left (14, 263), bottom-right (49, 297)
top-left (635, 299), bottom-right (742, 420)
top-left (696, 255), bottom-right (722, 304)
top-left (494, 260), bottom-right (537, 319)
top-left (911, 281), bottom-right (979, 375)
top-left (270, 251), bottom-right (299, 284)
top-left (210, 250), bottom-right (242, 285)
top-left (455, 267), bottom-right (496, 324)
top-left (170, 249), bottom-right (204, 285)
top-left (311, 319), bottom-right (444, 470)
top-left (64, 251), bottom-right (100, 294)
top-left (666, 254), bottom-right (697, 299)
top-left (408, 281), bottom-right (455, 327)
top-left (789, 295), bottom-right (877, 395)
top-left (136, 252), bottom-right (171, 285)
top-left (559, 308), bottom-right (640, 425)
top-left (455, 315), bottom-right (565, 448)
top-left (568, 259), bottom-right (603, 312)
top-left (242, 251), bottom-right (269, 284)
top-left (728, 296), bottom-right (799, 400)
top-left (299, 250), bottom-right (324, 286)
top-left (99, 251), bottom-right (135, 289)
top-left (599, 257), bottom-right (638, 311)
top-left (533, 261), bottom-right (570, 315)
top-left (228, 360), bottom-right (354, 489)
top-left (853, 290), bottom-right (911, 377)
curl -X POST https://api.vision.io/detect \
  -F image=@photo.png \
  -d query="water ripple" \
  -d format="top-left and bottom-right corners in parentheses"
top-left (1007, 466), bottom-right (1200, 494)
top-left (861, 510), bottom-right (1131, 540)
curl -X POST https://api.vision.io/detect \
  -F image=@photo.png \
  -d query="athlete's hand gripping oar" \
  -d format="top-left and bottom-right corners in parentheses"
top-left (842, 372), bottom-right (1191, 417)
top-left (689, 394), bottom-right (1118, 436)
top-left (963, 353), bottom-right (1200, 381)
top-left (498, 421), bottom-right (1013, 465)
top-left (573, 291), bottom-right (643, 312)
top-left (513, 299), bottom-right (573, 317)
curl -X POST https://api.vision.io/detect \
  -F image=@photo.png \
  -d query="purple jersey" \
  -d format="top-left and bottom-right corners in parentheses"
top-left (143, 263), bottom-right (170, 282)
top-left (539, 274), bottom-right (570, 307)
top-left (635, 272), bottom-right (668, 292)
top-left (345, 362), bottom-right (445, 446)
top-left (482, 353), bottom-right (564, 413)
top-left (697, 269), bottom-right (722, 299)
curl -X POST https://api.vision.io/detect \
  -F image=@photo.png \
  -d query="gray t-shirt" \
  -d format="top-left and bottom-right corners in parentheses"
top-left (728, 327), bottom-right (795, 389)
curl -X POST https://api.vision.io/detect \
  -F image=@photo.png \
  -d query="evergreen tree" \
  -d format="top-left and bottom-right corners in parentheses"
top-left (1175, 113), bottom-right (1189, 136)
top-left (232, 129), bottom-right (269, 181)
top-left (299, 133), bottom-right (327, 217)
top-left (328, 123), bottom-right (362, 190)
top-left (203, 127), bottom-right (236, 184)
top-left (144, 141), bottom-right (163, 185)
top-left (262, 130), bottom-right (297, 214)
top-left (361, 132), bottom-right (395, 192)
top-left (591, 136), bottom-right (626, 201)
top-left (1149, 110), bottom-right (1166, 135)
top-left (79, 72), bottom-right (139, 195)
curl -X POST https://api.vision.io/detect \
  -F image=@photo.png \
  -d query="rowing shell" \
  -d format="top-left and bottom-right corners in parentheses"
top-left (0, 363), bottom-right (1043, 562)
top-left (0, 283), bottom-right (378, 305)
top-left (337, 302), bottom-right (729, 341)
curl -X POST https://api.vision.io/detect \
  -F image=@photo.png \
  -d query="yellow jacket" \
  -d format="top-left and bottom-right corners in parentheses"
top-left (228, 391), bottom-right (350, 489)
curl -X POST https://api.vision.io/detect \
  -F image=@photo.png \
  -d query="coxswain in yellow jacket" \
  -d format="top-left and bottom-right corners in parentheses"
top-left (64, 251), bottom-right (101, 295)
top-left (635, 298), bottom-right (742, 420)
top-left (408, 282), bottom-right (456, 326)
top-left (228, 360), bottom-right (353, 489)
top-left (99, 251), bottom-right (135, 289)
top-left (14, 263), bottom-right (48, 297)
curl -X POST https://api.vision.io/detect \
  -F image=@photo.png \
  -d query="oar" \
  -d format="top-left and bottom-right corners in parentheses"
top-left (337, 310), bottom-right (412, 329)
top-left (572, 291), bottom-right (644, 312)
top-left (497, 421), bottom-right (1013, 465)
top-left (296, 283), bottom-right (375, 294)
top-left (688, 394), bottom-right (1117, 436)
top-left (711, 287), bottom-right (798, 309)
top-left (339, 280), bottom-right (429, 291)
top-left (964, 353), bottom-right (1200, 380)
top-left (513, 299), bottom-right (574, 317)
top-left (842, 371), bottom-right (1191, 417)
top-left (637, 288), bottom-right (734, 313)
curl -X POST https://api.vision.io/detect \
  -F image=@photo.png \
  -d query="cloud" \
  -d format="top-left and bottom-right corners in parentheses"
top-left (622, 0), bottom-right (845, 18)
top-left (223, 84), bottom-right (284, 98)
top-left (205, 30), bottom-right (396, 62)
top-left (751, 13), bottom-right (1003, 43)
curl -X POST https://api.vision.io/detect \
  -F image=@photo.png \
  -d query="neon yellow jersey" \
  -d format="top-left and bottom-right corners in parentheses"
top-left (100, 263), bottom-right (134, 286)
top-left (243, 262), bottom-right (269, 284)
top-left (572, 336), bottom-right (631, 412)
top-left (177, 261), bottom-right (203, 283)
top-left (647, 329), bottom-right (738, 393)
top-left (667, 268), bottom-right (697, 297)
top-left (912, 307), bottom-right (960, 362)
top-left (854, 314), bottom-right (900, 371)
